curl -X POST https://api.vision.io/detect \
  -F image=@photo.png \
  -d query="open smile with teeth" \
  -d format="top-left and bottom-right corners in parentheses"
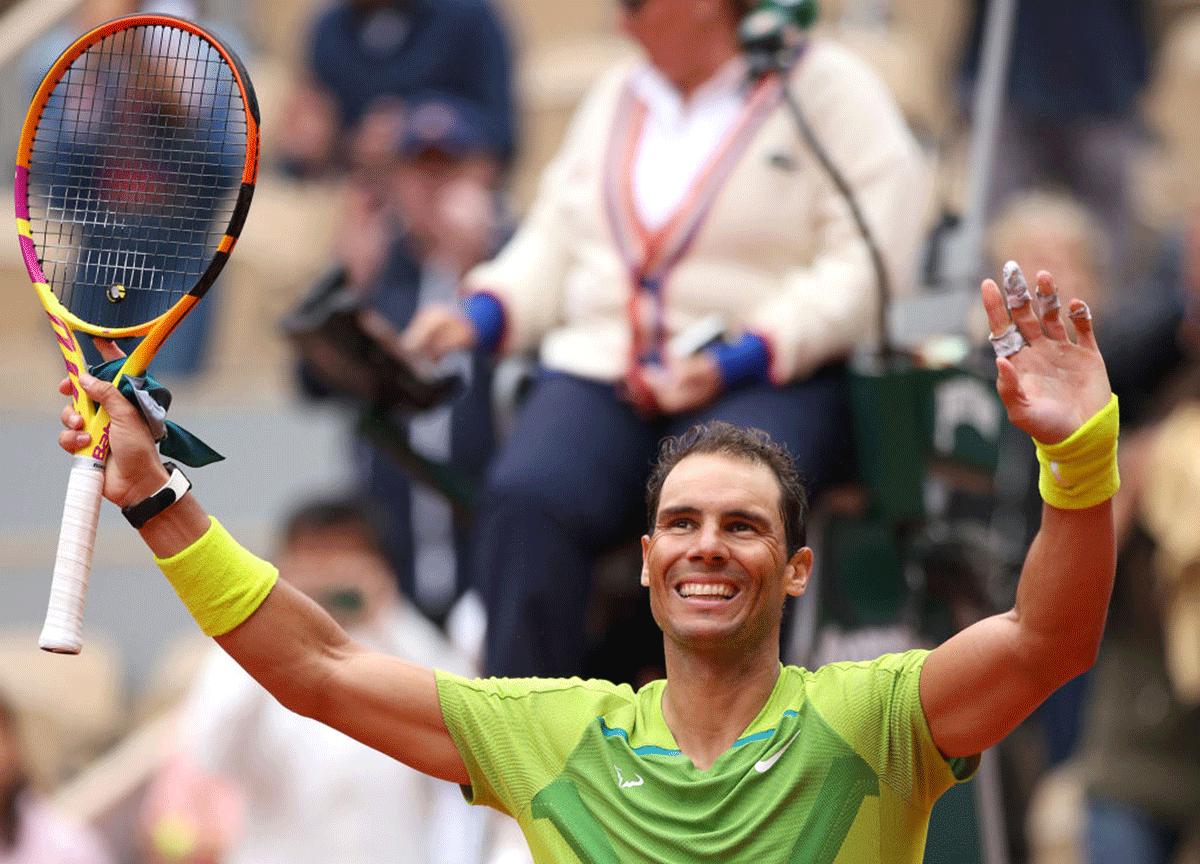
top-left (677, 582), bottom-right (738, 600)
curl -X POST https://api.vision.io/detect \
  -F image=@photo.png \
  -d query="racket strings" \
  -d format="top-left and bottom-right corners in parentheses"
top-left (26, 23), bottom-right (249, 329)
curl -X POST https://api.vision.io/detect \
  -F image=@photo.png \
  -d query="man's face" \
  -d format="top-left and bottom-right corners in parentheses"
top-left (641, 453), bottom-right (811, 652)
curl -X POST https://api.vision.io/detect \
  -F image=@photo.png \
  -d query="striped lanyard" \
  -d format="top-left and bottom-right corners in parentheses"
top-left (602, 67), bottom-right (786, 375)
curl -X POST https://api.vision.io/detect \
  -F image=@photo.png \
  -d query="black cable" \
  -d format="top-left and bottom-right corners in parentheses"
top-left (764, 44), bottom-right (897, 363)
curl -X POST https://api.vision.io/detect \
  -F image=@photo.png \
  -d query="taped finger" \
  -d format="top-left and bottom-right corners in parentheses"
top-left (1003, 260), bottom-right (1046, 345)
top-left (1035, 270), bottom-right (1070, 341)
top-left (1036, 284), bottom-right (1060, 313)
top-left (1068, 300), bottom-right (1099, 350)
top-left (989, 323), bottom-right (1026, 358)
top-left (1002, 261), bottom-right (1032, 309)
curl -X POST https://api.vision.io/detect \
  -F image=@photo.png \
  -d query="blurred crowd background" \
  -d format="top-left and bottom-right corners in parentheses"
top-left (1, 0), bottom-right (1200, 862)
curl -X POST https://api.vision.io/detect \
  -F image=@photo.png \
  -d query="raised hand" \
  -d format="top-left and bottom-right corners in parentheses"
top-left (982, 262), bottom-right (1112, 445)
top-left (58, 338), bottom-right (168, 509)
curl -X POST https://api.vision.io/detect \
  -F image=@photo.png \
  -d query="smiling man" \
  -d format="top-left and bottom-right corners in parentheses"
top-left (57, 263), bottom-right (1118, 862)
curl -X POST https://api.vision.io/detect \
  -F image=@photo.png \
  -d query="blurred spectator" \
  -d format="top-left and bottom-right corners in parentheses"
top-left (972, 191), bottom-right (1200, 863)
top-left (1069, 213), bottom-right (1200, 864)
top-left (295, 95), bottom-right (503, 623)
top-left (138, 496), bottom-right (494, 864)
top-left (20, 1), bottom-right (142, 97)
top-left (960, 0), bottom-right (1151, 287)
top-left (400, 0), bottom-right (930, 678)
top-left (276, 0), bottom-right (517, 180)
top-left (0, 691), bottom-right (114, 864)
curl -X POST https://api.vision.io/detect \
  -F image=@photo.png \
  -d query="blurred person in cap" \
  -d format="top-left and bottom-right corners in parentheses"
top-left (295, 93), bottom-right (504, 626)
top-left (275, 0), bottom-right (516, 181)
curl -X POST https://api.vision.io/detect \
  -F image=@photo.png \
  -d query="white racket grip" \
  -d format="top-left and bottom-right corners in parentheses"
top-left (40, 455), bottom-right (105, 654)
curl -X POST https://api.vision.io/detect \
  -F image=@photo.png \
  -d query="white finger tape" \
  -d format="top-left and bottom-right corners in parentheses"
top-left (1069, 301), bottom-right (1092, 321)
top-left (989, 323), bottom-right (1026, 358)
top-left (1002, 260), bottom-right (1031, 309)
top-left (1037, 290), bottom-right (1061, 313)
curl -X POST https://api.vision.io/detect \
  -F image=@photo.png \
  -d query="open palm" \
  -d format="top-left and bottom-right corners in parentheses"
top-left (982, 264), bottom-right (1112, 445)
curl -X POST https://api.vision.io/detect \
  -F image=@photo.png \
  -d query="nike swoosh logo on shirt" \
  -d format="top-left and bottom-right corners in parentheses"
top-left (754, 729), bottom-right (802, 773)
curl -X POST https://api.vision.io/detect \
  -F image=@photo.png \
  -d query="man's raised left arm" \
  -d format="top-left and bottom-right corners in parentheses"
top-left (920, 262), bottom-right (1117, 759)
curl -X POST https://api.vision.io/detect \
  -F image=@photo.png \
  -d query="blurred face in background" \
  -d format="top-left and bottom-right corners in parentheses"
top-left (987, 193), bottom-right (1108, 315)
top-left (619, 0), bottom-right (743, 96)
top-left (279, 526), bottom-right (397, 630)
top-left (81, 0), bottom-right (142, 28)
top-left (1005, 230), bottom-right (1101, 311)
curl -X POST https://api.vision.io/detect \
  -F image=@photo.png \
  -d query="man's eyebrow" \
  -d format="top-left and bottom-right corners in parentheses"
top-left (655, 505), bottom-right (772, 526)
top-left (721, 508), bottom-right (771, 526)
top-left (656, 505), bottom-right (699, 523)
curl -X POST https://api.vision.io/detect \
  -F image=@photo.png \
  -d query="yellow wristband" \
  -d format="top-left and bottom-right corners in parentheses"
top-left (155, 516), bottom-right (278, 636)
top-left (1035, 393), bottom-right (1120, 510)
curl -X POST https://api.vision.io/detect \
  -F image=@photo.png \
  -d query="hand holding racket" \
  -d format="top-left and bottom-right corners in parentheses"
top-left (15, 15), bottom-right (259, 653)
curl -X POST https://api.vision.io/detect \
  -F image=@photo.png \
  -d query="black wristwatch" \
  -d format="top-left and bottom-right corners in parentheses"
top-left (121, 462), bottom-right (191, 529)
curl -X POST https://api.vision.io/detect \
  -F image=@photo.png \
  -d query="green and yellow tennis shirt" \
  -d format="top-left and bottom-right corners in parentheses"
top-left (436, 649), bottom-right (978, 863)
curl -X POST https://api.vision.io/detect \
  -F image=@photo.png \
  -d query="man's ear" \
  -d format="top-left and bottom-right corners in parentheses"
top-left (784, 547), bottom-right (813, 597)
top-left (640, 535), bottom-right (651, 587)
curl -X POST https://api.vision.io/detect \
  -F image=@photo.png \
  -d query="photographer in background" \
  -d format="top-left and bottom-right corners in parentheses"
top-left (293, 95), bottom-right (504, 625)
top-left (398, 0), bottom-right (931, 679)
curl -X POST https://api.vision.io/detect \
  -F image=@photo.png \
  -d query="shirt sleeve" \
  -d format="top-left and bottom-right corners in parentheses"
top-left (818, 651), bottom-right (978, 810)
top-left (710, 333), bottom-right (771, 389)
top-left (435, 672), bottom-right (631, 818)
top-left (462, 65), bottom-right (632, 354)
top-left (462, 291), bottom-right (506, 355)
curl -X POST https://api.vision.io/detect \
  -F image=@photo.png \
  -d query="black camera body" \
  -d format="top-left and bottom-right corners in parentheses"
top-left (281, 268), bottom-right (461, 413)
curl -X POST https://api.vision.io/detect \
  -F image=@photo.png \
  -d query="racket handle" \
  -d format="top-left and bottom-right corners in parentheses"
top-left (40, 456), bottom-right (105, 654)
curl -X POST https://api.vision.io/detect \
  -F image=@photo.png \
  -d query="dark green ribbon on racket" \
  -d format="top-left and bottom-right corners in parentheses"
top-left (89, 358), bottom-right (224, 467)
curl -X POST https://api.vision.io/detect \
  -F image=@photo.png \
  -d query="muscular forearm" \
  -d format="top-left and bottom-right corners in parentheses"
top-left (63, 372), bottom-right (466, 781)
top-left (1012, 499), bottom-right (1116, 683)
top-left (218, 590), bottom-right (467, 784)
top-left (214, 577), bottom-right (356, 719)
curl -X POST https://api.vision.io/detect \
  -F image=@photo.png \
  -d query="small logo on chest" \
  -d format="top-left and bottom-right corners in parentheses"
top-left (614, 765), bottom-right (644, 789)
top-left (754, 729), bottom-right (802, 773)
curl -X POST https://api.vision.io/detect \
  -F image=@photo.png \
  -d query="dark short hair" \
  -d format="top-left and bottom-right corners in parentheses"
top-left (279, 495), bottom-right (389, 558)
top-left (646, 422), bottom-right (808, 554)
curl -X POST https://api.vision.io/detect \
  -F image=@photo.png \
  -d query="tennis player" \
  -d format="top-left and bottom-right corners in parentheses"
top-left (58, 266), bottom-right (1117, 862)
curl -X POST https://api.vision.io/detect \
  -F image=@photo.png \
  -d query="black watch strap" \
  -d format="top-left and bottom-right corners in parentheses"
top-left (121, 462), bottom-right (191, 529)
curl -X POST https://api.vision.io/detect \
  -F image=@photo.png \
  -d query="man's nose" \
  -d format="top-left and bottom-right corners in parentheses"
top-left (689, 521), bottom-right (727, 560)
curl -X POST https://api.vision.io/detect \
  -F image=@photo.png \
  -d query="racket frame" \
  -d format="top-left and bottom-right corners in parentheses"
top-left (13, 14), bottom-right (259, 652)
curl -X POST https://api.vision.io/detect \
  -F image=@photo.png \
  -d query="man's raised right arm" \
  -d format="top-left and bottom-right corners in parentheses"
top-left (60, 369), bottom-right (469, 785)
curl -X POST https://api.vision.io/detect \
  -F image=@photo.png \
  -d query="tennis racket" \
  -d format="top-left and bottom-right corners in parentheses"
top-left (14, 14), bottom-right (259, 654)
